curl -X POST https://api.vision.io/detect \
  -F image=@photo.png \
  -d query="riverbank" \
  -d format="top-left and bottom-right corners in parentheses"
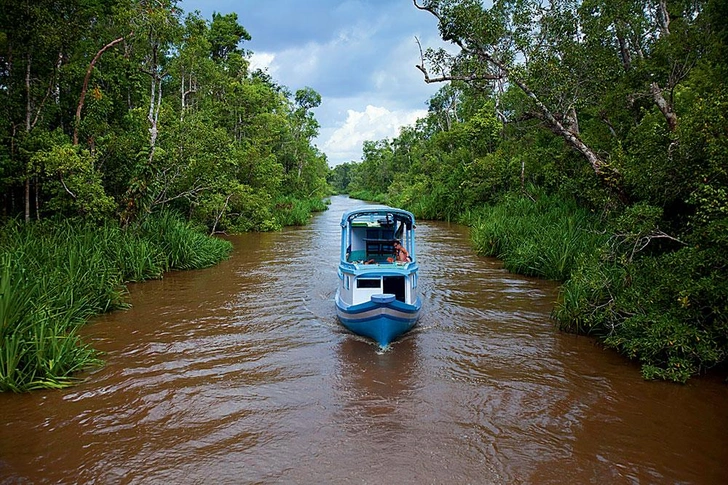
top-left (462, 191), bottom-right (727, 383)
top-left (0, 213), bottom-right (233, 392)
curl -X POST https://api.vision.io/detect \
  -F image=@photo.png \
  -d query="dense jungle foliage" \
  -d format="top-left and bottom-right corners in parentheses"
top-left (331, 0), bottom-right (727, 382)
top-left (1, 0), bottom-right (330, 391)
top-left (1, 0), bottom-right (329, 229)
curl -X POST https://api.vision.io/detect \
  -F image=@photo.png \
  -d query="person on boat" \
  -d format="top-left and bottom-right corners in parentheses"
top-left (389, 240), bottom-right (411, 263)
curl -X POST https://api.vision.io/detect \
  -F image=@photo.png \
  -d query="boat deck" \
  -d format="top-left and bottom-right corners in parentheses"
top-left (347, 250), bottom-right (410, 265)
top-left (350, 261), bottom-right (410, 268)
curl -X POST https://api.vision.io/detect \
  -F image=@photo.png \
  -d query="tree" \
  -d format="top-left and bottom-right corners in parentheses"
top-left (207, 12), bottom-right (251, 62)
top-left (328, 162), bottom-right (354, 193)
top-left (118, 0), bottom-right (183, 224)
top-left (413, 0), bottom-right (629, 199)
top-left (291, 87), bottom-right (322, 180)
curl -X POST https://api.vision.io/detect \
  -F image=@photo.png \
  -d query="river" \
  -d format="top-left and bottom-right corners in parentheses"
top-left (1, 195), bottom-right (726, 484)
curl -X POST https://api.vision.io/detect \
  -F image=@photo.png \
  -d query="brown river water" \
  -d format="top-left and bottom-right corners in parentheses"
top-left (1, 195), bottom-right (727, 484)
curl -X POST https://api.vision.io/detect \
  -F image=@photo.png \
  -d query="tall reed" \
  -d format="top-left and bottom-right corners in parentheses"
top-left (469, 192), bottom-right (606, 281)
top-left (139, 211), bottom-right (233, 270)
top-left (0, 213), bottom-right (232, 392)
top-left (272, 196), bottom-right (329, 227)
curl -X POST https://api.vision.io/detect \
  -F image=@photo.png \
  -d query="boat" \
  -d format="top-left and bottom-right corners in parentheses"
top-left (335, 206), bottom-right (422, 347)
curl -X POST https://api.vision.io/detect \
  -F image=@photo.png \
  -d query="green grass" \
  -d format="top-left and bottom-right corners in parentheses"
top-left (272, 196), bottom-right (329, 227)
top-left (0, 213), bottom-right (232, 392)
top-left (468, 191), bottom-right (607, 281)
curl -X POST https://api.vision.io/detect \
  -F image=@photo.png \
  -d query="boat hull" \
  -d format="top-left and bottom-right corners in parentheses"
top-left (335, 292), bottom-right (421, 347)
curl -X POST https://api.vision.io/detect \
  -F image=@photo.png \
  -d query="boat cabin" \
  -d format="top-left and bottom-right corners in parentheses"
top-left (342, 211), bottom-right (414, 264)
top-left (338, 207), bottom-right (418, 306)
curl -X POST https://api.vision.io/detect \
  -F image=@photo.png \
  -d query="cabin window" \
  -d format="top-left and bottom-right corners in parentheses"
top-left (357, 278), bottom-right (381, 289)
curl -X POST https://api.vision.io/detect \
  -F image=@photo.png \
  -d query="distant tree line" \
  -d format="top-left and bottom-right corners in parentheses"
top-left (337, 0), bottom-right (727, 382)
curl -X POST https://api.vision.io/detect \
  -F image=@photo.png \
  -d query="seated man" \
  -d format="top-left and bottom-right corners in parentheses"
top-left (387, 239), bottom-right (411, 263)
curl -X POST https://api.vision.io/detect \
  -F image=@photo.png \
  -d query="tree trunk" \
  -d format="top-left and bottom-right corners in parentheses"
top-left (650, 82), bottom-right (678, 132)
top-left (656, 0), bottom-right (671, 36)
top-left (24, 54), bottom-right (31, 222)
top-left (617, 33), bottom-right (632, 71)
top-left (180, 73), bottom-right (185, 121)
top-left (24, 179), bottom-right (30, 223)
top-left (74, 36), bottom-right (127, 145)
top-left (34, 177), bottom-right (40, 220)
top-left (148, 71), bottom-right (162, 165)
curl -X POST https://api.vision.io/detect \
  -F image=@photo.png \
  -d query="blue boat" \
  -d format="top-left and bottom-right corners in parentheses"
top-left (335, 206), bottom-right (422, 347)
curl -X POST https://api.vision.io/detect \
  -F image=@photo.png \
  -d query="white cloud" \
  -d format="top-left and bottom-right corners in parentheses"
top-left (249, 52), bottom-right (276, 73)
top-left (288, 43), bottom-right (321, 81)
top-left (321, 105), bottom-right (427, 166)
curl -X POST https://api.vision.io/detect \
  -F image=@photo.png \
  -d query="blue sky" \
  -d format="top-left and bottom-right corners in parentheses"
top-left (177, 0), bottom-right (449, 166)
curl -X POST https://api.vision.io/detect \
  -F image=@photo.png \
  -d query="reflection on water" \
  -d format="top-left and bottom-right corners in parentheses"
top-left (1, 195), bottom-right (727, 484)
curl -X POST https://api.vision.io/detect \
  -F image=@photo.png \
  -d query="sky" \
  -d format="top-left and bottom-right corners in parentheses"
top-left (177, 0), bottom-right (450, 167)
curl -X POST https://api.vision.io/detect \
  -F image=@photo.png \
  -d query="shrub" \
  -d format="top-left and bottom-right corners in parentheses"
top-left (272, 196), bottom-right (329, 227)
top-left (553, 206), bottom-right (728, 382)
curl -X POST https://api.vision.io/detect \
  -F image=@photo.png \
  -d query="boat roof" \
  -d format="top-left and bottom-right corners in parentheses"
top-left (340, 206), bottom-right (416, 227)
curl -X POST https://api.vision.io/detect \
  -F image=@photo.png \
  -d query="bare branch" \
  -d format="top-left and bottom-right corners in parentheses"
top-left (58, 174), bottom-right (77, 199)
top-left (413, 0), bottom-right (440, 20)
top-left (415, 37), bottom-right (501, 84)
top-left (210, 193), bottom-right (233, 236)
top-left (611, 228), bottom-right (686, 264)
top-left (629, 230), bottom-right (685, 262)
top-left (153, 185), bottom-right (212, 207)
top-left (415, 63), bottom-right (500, 84)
